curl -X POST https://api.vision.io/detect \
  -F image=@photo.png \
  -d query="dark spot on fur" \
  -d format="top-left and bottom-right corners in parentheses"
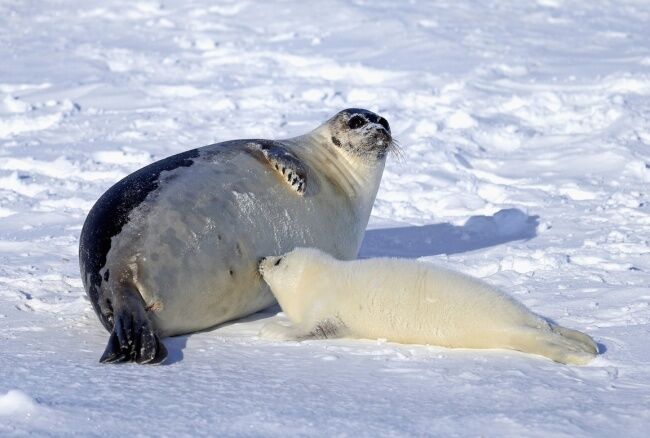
top-left (229, 269), bottom-right (234, 276)
top-left (217, 234), bottom-right (222, 241)
top-left (103, 269), bottom-right (110, 282)
top-left (331, 136), bottom-right (341, 147)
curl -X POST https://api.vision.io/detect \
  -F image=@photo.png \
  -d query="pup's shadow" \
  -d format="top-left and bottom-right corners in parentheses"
top-left (359, 208), bottom-right (539, 258)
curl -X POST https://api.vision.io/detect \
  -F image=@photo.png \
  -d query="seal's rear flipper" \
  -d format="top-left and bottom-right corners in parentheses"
top-left (99, 287), bottom-right (167, 364)
top-left (549, 323), bottom-right (598, 355)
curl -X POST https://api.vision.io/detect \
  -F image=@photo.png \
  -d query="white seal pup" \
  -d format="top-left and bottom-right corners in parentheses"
top-left (258, 248), bottom-right (598, 365)
top-left (79, 109), bottom-right (395, 363)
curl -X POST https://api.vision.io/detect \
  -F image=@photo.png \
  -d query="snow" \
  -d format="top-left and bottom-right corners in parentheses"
top-left (1, 0), bottom-right (650, 435)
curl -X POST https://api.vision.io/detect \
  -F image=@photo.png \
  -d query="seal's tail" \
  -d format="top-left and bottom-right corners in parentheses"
top-left (509, 324), bottom-right (598, 365)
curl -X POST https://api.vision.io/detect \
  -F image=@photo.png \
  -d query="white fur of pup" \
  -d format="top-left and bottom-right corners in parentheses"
top-left (258, 247), bottom-right (598, 365)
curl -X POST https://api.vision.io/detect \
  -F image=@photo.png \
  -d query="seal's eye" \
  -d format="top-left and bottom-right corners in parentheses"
top-left (274, 258), bottom-right (282, 266)
top-left (378, 117), bottom-right (390, 132)
top-left (348, 115), bottom-right (367, 130)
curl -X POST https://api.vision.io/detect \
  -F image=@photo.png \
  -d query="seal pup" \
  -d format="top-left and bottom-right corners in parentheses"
top-left (79, 109), bottom-right (395, 363)
top-left (258, 248), bottom-right (598, 365)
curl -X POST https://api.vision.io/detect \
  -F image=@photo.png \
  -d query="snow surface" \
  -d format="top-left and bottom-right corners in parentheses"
top-left (1, 0), bottom-right (650, 435)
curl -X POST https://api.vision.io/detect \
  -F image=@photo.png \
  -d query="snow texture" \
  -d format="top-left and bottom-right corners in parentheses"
top-left (1, 0), bottom-right (650, 436)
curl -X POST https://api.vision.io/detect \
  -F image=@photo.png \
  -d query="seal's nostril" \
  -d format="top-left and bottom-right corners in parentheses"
top-left (378, 117), bottom-right (390, 133)
top-left (274, 258), bottom-right (282, 266)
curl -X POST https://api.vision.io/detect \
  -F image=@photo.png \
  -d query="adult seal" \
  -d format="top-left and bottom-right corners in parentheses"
top-left (79, 108), bottom-right (394, 364)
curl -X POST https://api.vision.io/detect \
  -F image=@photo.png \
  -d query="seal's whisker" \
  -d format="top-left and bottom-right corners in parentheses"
top-left (388, 138), bottom-right (405, 162)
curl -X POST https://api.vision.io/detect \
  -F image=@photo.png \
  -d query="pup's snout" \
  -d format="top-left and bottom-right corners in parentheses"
top-left (257, 257), bottom-right (267, 273)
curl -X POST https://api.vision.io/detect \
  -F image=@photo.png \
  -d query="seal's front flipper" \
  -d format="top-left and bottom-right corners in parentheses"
top-left (99, 287), bottom-right (167, 364)
top-left (247, 141), bottom-right (307, 195)
top-left (259, 321), bottom-right (305, 341)
top-left (304, 318), bottom-right (344, 340)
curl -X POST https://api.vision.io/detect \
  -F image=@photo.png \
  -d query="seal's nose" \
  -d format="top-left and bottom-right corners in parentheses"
top-left (257, 257), bottom-right (267, 273)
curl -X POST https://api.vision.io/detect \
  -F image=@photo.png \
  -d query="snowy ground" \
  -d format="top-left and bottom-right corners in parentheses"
top-left (1, 0), bottom-right (650, 435)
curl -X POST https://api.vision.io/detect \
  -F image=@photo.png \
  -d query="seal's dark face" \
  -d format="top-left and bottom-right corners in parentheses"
top-left (329, 108), bottom-right (393, 162)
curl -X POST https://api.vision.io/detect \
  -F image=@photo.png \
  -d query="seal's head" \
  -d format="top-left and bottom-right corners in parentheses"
top-left (326, 108), bottom-right (394, 162)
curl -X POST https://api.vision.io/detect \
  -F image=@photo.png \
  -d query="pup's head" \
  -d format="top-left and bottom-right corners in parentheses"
top-left (258, 247), bottom-right (334, 300)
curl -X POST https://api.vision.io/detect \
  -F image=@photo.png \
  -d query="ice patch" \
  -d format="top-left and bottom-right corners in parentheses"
top-left (148, 85), bottom-right (205, 98)
top-left (445, 110), bottom-right (477, 129)
top-left (92, 149), bottom-right (153, 165)
top-left (491, 64), bottom-right (528, 78)
top-left (536, 0), bottom-right (562, 8)
top-left (558, 183), bottom-right (598, 201)
top-left (0, 390), bottom-right (38, 417)
top-left (608, 77), bottom-right (650, 95)
top-left (0, 113), bottom-right (62, 138)
top-left (0, 83), bottom-right (51, 93)
top-left (0, 172), bottom-right (48, 197)
top-left (0, 157), bottom-right (78, 179)
top-left (2, 95), bottom-right (32, 113)
top-left (0, 207), bottom-right (16, 218)
top-left (208, 3), bottom-right (247, 16)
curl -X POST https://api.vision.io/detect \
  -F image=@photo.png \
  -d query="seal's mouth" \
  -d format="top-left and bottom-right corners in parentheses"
top-left (371, 127), bottom-right (400, 160)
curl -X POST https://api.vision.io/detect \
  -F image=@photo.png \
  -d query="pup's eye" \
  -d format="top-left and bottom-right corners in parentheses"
top-left (274, 258), bottom-right (282, 266)
top-left (348, 115), bottom-right (367, 129)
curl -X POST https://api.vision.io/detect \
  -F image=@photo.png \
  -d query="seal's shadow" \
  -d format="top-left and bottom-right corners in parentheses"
top-left (163, 336), bottom-right (188, 365)
top-left (162, 307), bottom-right (279, 365)
top-left (359, 208), bottom-right (539, 258)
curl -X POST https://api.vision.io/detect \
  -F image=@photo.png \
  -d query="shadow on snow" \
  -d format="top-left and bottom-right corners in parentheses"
top-left (359, 208), bottom-right (539, 259)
